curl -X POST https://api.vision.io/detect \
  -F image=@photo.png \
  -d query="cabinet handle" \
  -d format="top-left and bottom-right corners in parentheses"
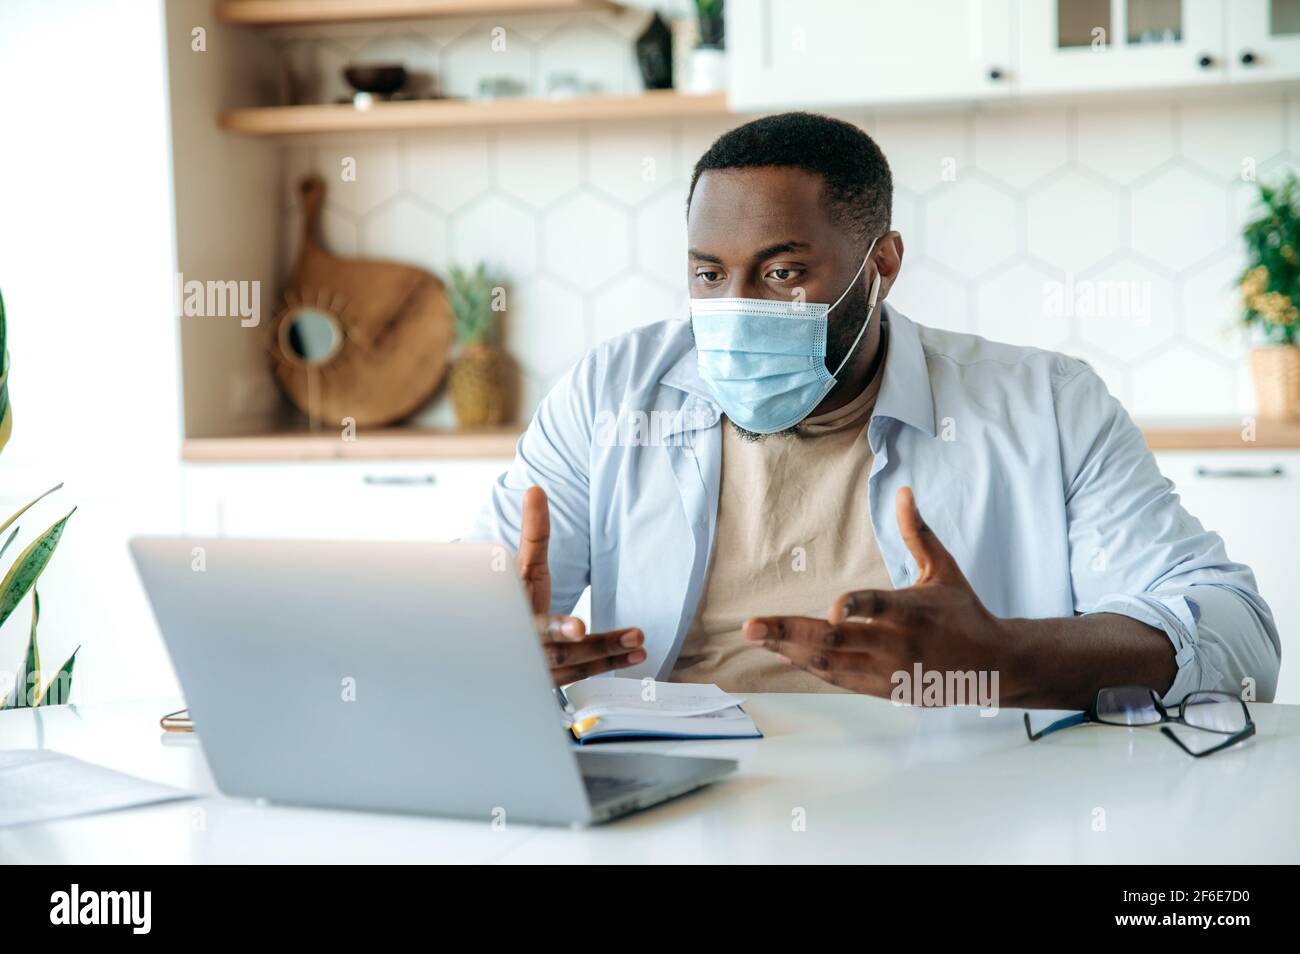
top-left (362, 474), bottom-right (436, 486)
top-left (987, 66), bottom-right (1004, 81)
top-left (1239, 50), bottom-right (1257, 66)
top-left (1194, 465), bottom-right (1284, 479)
top-left (1197, 53), bottom-right (1214, 69)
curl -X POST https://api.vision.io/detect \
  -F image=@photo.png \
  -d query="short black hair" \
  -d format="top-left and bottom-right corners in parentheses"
top-left (687, 111), bottom-right (892, 244)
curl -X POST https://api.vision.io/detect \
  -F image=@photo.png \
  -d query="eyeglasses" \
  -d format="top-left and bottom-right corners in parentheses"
top-left (1024, 686), bottom-right (1254, 757)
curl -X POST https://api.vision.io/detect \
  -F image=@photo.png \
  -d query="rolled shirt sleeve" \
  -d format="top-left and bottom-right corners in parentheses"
top-left (1053, 364), bottom-right (1281, 703)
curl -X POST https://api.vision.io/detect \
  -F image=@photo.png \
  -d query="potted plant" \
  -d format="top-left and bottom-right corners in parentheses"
top-left (447, 264), bottom-right (515, 427)
top-left (1240, 172), bottom-right (1300, 420)
top-left (0, 289), bottom-right (79, 709)
top-left (689, 0), bottom-right (726, 94)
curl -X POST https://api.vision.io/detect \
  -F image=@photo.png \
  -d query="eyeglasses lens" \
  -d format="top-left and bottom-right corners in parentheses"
top-left (1182, 692), bottom-right (1247, 733)
top-left (1095, 686), bottom-right (1161, 726)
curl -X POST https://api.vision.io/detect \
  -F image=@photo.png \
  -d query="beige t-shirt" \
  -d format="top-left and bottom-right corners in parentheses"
top-left (671, 366), bottom-right (894, 693)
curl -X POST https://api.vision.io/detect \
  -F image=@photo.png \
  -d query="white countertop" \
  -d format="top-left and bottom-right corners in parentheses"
top-left (1, 695), bottom-right (1295, 864)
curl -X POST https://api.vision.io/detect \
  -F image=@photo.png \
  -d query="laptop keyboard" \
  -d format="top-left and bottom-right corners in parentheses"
top-left (583, 774), bottom-right (659, 802)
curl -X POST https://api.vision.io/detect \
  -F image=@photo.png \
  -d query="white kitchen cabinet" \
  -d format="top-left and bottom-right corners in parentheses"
top-left (1155, 450), bottom-right (1298, 705)
top-left (1226, 0), bottom-right (1300, 82)
top-left (726, 0), bottom-right (1016, 111)
top-left (1017, 0), bottom-right (1226, 94)
top-left (726, 0), bottom-right (1300, 110)
top-left (181, 460), bottom-right (509, 543)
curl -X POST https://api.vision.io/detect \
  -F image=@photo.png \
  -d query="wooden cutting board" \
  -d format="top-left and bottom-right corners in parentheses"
top-left (270, 175), bottom-right (454, 428)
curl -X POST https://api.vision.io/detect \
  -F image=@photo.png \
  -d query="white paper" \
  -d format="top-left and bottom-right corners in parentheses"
top-left (564, 677), bottom-right (745, 719)
top-left (0, 750), bottom-right (195, 828)
top-left (573, 705), bottom-right (761, 741)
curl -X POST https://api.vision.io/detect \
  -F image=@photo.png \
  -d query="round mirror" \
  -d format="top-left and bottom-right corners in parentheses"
top-left (280, 307), bottom-right (342, 365)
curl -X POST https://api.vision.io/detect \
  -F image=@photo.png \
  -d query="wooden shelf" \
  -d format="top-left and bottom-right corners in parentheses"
top-left (183, 426), bottom-right (523, 462)
top-left (182, 419), bottom-right (1300, 463)
top-left (220, 91), bottom-right (734, 135)
top-left (215, 0), bottom-right (624, 26)
top-left (1140, 419), bottom-right (1300, 451)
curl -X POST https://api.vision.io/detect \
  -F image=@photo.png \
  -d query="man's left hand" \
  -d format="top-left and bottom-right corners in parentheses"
top-left (743, 486), bottom-right (1021, 701)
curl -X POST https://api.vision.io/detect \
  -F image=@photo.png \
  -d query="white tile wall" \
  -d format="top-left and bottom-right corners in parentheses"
top-left (273, 14), bottom-right (1300, 426)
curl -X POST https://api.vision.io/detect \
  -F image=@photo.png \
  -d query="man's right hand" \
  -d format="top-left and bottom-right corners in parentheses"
top-left (518, 486), bottom-right (645, 685)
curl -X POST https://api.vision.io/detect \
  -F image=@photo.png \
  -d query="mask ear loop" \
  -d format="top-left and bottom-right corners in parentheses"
top-left (829, 237), bottom-right (882, 380)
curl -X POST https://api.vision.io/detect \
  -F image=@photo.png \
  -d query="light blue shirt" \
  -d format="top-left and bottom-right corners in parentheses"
top-left (471, 306), bottom-right (1281, 703)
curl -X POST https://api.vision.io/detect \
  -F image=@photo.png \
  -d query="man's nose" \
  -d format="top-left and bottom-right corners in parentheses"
top-left (720, 275), bottom-right (763, 298)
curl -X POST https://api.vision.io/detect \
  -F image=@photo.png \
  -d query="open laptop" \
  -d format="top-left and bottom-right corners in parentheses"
top-left (130, 538), bottom-right (736, 826)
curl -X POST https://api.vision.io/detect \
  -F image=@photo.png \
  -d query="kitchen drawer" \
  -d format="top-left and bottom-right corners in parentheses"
top-left (181, 460), bottom-right (508, 542)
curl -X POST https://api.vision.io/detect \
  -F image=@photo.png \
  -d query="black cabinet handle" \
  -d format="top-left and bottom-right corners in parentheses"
top-left (1194, 465), bottom-right (1284, 479)
top-left (1197, 53), bottom-right (1214, 68)
top-left (1240, 50), bottom-right (1257, 66)
top-left (988, 66), bottom-right (1004, 81)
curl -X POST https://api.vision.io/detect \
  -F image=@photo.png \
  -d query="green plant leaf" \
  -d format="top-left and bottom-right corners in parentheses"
top-left (448, 263), bottom-right (503, 346)
top-left (27, 589), bottom-right (39, 673)
top-left (0, 525), bottom-right (19, 563)
top-left (0, 507), bottom-right (74, 631)
top-left (0, 287), bottom-right (9, 455)
top-left (0, 482), bottom-right (62, 537)
top-left (1239, 171), bottom-right (1300, 345)
top-left (7, 589), bottom-right (40, 708)
top-left (37, 645), bottom-right (78, 707)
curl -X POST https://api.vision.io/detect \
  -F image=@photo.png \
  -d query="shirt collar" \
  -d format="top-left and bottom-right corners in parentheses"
top-left (661, 336), bottom-right (715, 403)
top-left (657, 334), bottom-right (720, 437)
top-left (872, 305), bottom-right (937, 438)
top-left (660, 302), bottom-right (936, 438)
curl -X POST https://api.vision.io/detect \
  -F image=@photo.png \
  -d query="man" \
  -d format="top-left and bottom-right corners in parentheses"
top-left (470, 112), bottom-right (1280, 709)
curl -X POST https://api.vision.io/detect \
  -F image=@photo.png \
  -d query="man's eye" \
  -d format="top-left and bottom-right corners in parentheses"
top-left (767, 268), bottom-right (800, 281)
top-left (696, 270), bottom-right (722, 282)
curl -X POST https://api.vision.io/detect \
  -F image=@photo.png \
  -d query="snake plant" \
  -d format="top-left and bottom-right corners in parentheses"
top-left (0, 289), bottom-right (10, 451)
top-left (0, 289), bottom-right (78, 708)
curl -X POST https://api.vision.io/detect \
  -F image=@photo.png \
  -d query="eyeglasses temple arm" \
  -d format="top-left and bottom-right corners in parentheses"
top-left (1024, 710), bottom-right (1090, 741)
top-left (1160, 722), bottom-right (1256, 758)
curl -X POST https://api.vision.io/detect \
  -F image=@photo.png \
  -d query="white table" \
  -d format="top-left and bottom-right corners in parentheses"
top-left (1, 695), bottom-right (1295, 864)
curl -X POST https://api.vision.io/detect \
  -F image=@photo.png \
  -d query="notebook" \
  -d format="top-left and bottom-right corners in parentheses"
top-left (0, 750), bottom-right (196, 828)
top-left (557, 677), bottom-right (763, 744)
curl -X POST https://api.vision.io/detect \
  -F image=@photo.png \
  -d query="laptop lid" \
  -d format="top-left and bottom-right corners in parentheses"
top-left (130, 538), bottom-right (592, 825)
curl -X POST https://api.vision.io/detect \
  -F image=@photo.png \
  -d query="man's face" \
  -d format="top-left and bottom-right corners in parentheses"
top-left (686, 166), bottom-right (895, 373)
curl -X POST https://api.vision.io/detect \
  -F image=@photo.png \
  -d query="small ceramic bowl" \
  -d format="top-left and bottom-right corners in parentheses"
top-left (343, 64), bottom-right (408, 95)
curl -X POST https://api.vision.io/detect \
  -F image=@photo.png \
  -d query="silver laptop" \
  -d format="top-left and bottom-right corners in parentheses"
top-left (130, 538), bottom-right (736, 826)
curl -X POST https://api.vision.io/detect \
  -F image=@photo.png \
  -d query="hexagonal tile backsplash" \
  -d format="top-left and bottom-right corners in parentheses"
top-left (275, 15), bottom-right (1297, 427)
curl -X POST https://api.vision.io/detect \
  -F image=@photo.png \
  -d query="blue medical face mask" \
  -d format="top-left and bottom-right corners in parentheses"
top-left (689, 237), bottom-right (882, 435)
